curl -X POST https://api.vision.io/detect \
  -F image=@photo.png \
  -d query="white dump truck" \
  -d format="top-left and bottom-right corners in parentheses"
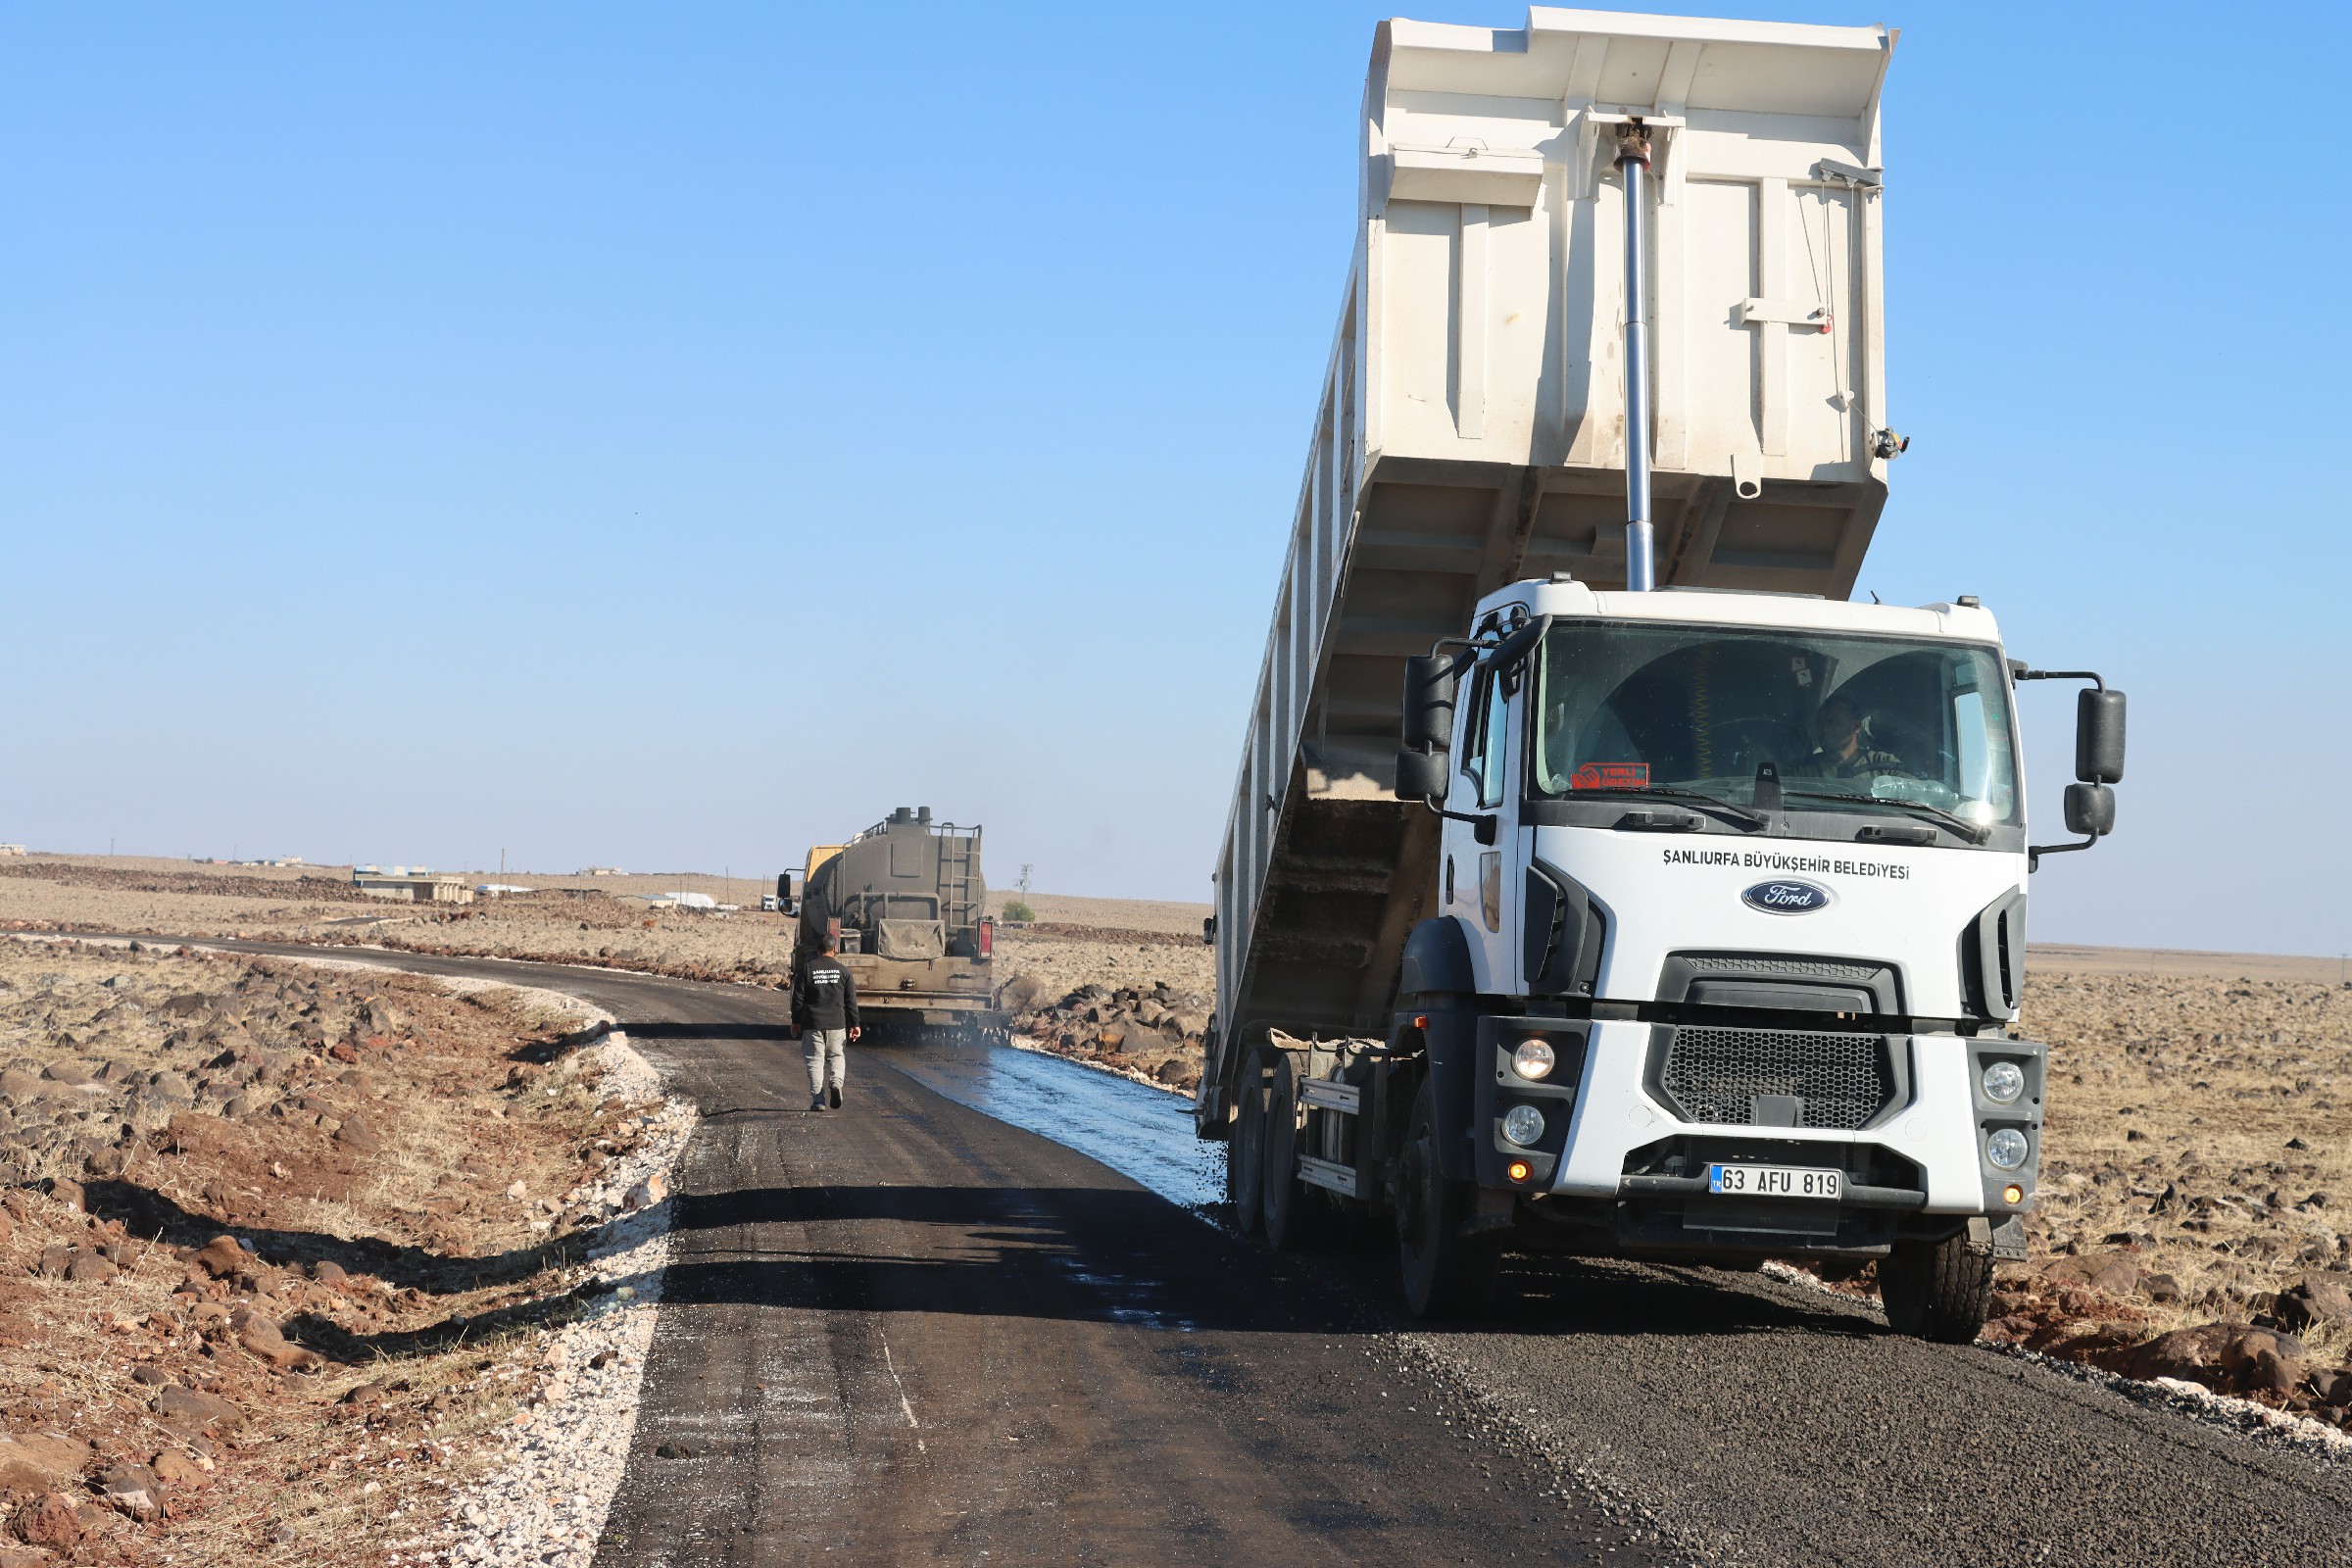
top-left (1199, 8), bottom-right (2126, 1340)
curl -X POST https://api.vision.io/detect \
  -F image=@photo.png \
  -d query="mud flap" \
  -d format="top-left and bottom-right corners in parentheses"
top-left (1964, 1215), bottom-right (2029, 1261)
top-left (1459, 1187), bottom-right (1515, 1237)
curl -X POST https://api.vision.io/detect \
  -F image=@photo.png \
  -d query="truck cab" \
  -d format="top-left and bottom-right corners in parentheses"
top-left (1396, 577), bottom-right (2088, 1326)
top-left (1224, 575), bottom-right (2122, 1337)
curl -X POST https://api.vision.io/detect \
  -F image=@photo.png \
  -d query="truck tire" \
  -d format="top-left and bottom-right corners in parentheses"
top-left (1226, 1048), bottom-right (1271, 1235)
top-left (1879, 1233), bottom-right (1994, 1343)
top-left (1262, 1053), bottom-right (1336, 1250)
top-left (1396, 1077), bottom-right (1500, 1319)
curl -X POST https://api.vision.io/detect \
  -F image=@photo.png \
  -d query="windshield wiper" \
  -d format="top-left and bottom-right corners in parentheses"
top-left (1783, 789), bottom-right (1990, 845)
top-left (1571, 787), bottom-right (1768, 829)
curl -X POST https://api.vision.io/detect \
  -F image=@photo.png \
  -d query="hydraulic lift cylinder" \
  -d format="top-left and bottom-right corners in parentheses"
top-left (1619, 127), bottom-right (1654, 592)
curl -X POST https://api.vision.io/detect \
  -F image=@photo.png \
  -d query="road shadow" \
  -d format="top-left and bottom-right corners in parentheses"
top-left (78, 1175), bottom-right (667, 1299)
top-left (509, 1019), bottom-right (627, 1065)
top-left (1405, 1251), bottom-right (1883, 1341)
top-left (640, 1182), bottom-right (1874, 1342)
top-left (657, 1180), bottom-right (1368, 1336)
top-left (273, 1263), bottom-right (671, 1366)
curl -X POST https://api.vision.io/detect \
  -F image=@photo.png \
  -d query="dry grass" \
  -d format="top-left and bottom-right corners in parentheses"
top-left (2019, 965), bottom-right (2351, 1319)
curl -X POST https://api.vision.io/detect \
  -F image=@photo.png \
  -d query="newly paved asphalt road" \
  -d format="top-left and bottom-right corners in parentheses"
top-left (171, 943), bottom-right (2352, 1565)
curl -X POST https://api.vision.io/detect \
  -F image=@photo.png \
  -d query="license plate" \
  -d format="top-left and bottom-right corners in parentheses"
top-left (1707, 1162), bottom-right (1842, 1200)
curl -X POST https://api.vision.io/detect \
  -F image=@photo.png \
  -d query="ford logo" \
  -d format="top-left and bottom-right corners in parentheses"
top-left (1741, 879), bottom-right (1834, 915)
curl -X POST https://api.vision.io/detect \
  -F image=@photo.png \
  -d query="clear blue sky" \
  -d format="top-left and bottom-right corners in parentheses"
top-left (4, 4), bottom-right (2346, 956)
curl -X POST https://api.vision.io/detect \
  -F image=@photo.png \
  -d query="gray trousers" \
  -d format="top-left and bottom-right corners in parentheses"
top-left (804, 1028), bottom-right (848, 1097)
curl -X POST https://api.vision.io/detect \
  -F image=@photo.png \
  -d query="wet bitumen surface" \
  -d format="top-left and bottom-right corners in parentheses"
top-left (883, 1038), bottom-right (1224, 1210)
top-left (127, 941), bottom-right (2352, 1565)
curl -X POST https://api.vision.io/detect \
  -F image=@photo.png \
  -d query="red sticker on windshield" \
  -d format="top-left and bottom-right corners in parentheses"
top-left (1571, 762), bottom-right (1650, 790)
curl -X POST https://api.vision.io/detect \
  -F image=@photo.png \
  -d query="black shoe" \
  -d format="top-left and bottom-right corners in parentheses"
top-left (828, 1086), bottom-right (843, 1110)
top-left (808, 1096), bottom-right (827, 1113)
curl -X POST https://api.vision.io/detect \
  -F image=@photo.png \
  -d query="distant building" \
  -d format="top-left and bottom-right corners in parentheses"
top-left (578, 866), bottom-right (625, 877)
top-left (0, 844), bottom-right (24, 858)
top-left (352, 869), bottom-right (475, 905)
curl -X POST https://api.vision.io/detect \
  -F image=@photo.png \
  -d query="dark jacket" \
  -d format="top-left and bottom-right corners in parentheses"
top-left (792, 953), bottom-right (859, 1032)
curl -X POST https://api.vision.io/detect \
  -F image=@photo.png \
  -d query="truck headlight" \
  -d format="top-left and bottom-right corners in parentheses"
top-left (1985, 1128), bottom-right (2030, 1169)
top-left (1981, 1061), bottom-right (2025, 1103)
top-left (1501, 1105), bottom-right (1545, 1147)
top-left (1512, 1040), bottom-right (1555, 1080)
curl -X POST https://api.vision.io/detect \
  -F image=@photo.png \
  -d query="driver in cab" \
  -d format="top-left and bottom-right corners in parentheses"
top-left (1807, 695), bottom-right (1906, 778)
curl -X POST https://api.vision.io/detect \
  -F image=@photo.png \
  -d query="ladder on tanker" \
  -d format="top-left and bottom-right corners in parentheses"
top-left (936, 826), bottom-right (980, 930)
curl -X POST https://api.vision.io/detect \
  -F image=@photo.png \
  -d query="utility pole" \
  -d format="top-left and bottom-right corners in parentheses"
top-left (1019, 863), bottom-right (1033, 900)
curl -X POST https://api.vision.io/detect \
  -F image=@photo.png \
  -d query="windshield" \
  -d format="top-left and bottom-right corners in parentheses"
top-left (1529, 620), bottom-right (2021, 831)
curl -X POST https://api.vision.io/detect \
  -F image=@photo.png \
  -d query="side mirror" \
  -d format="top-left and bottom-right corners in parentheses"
top-left (2024, 670), bottom-right (2124, 871)
top-left (1201, 914), bottom-right (1216, 947)
top-left (1394, 747), bottom-right (1449, 802)
top-left (1402, 656), bottom-right (1456, 752)
top-left (2064, 782), bottom-right (2116, 838)
top-left (2077, 688), bottom-right (2127, 783)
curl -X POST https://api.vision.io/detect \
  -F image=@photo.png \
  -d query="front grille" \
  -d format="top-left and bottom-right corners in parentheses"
top-left (1657, 1027), bottom-right (1892, 1130)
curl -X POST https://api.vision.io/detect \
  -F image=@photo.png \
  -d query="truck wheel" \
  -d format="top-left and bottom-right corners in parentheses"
top-left (1879, 1234), bottom-right (1994, 1343)
top-left (1226, 1048), bottom-right (1271, 1235)
top-left (1262, 1053), bottom-right (1335, 1250)
top-left (1396, 1077), bottom-right (1500, 1319)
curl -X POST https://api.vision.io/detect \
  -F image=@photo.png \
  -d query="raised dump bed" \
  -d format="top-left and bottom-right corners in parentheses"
top-left (1204, 8), bottom-right (1900, 1129)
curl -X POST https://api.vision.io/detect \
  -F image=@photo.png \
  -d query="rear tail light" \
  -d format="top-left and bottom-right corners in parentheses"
top-left (977, 917), bottom-right (994, 958)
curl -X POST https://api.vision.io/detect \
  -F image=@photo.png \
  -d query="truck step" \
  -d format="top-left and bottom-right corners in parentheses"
top-left (1298, 1155), bottom-right (1359, 1198)
top-left (1298, 1079), bottom-right (1362, 1115)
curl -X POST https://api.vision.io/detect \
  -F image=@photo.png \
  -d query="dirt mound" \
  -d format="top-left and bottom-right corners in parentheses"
top-left (0, 938), bottom-right (665, 1563)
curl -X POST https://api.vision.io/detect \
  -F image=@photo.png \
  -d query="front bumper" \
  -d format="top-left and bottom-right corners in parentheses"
top-left (1476, 1017), bottom-right (2044, 1226)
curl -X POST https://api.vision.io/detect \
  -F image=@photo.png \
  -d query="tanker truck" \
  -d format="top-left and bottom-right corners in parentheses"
top-left (794, 808), bottom-right (1004, 1039)
top-left (1198, 8), bottom-right (2126, 1342)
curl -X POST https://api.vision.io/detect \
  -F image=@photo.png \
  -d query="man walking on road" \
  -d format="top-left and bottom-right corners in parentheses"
top-left (792, 934), bottom-right (860, 1112)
